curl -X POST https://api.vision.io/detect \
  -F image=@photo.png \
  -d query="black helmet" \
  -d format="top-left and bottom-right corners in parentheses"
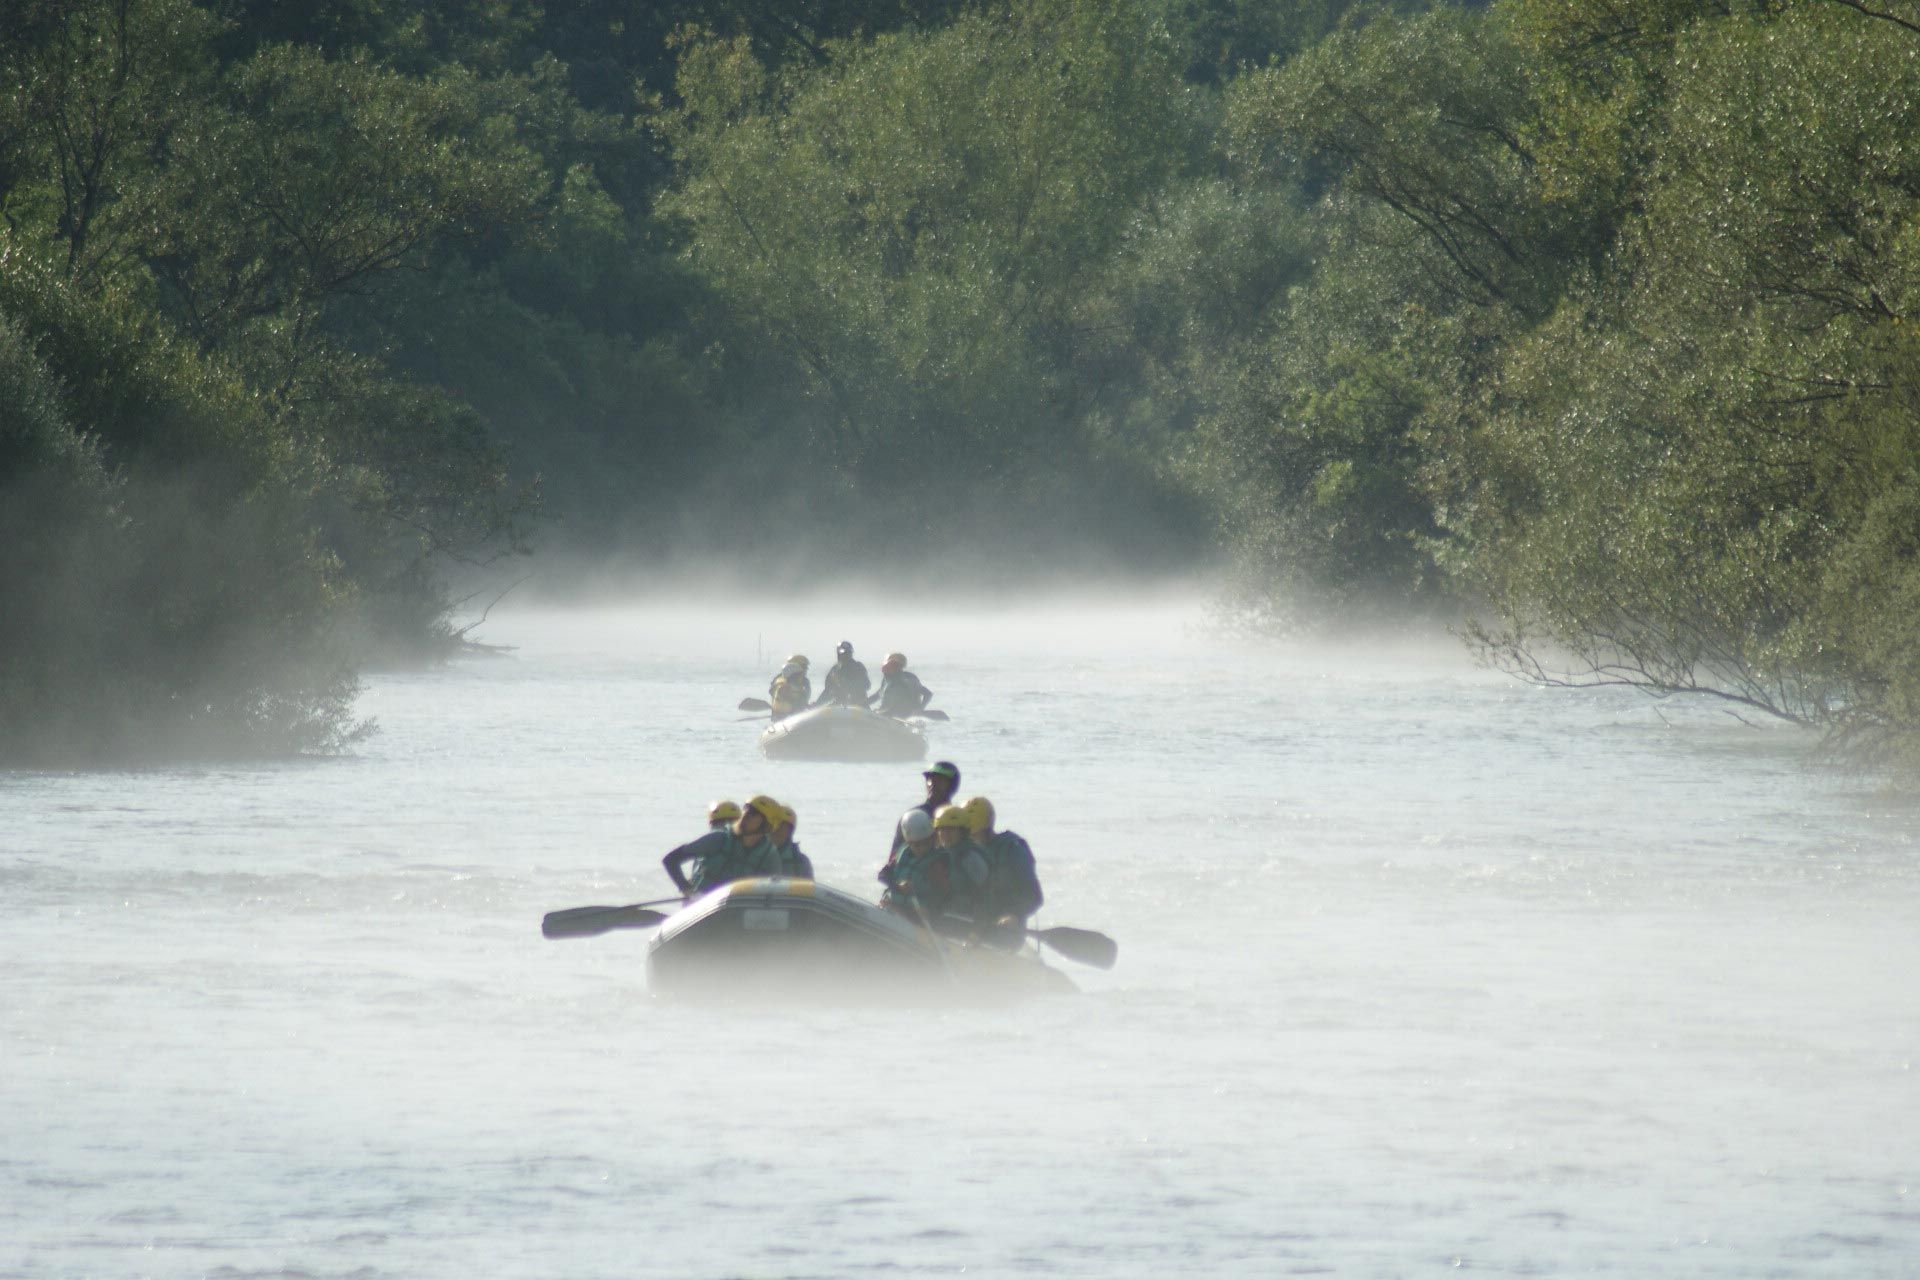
top-left (836, 640), bottom-right (853, 657)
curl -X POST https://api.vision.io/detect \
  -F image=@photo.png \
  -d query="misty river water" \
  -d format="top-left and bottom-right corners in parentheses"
top-left (5, 596), bottom-right (1919, 1278)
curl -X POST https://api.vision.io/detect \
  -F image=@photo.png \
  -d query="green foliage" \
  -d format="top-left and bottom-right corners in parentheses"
top-left (0, 248), bottom-right (366, 763)
top-left (0, 0), bottom-right (224, 283)
top-left (653, 0), bottom-right (1207, 552)
top-left (1467, 2), bottom-right (1920, 754)
top-left (152, 44), bottom-right (549, 371)
top-left (10, 0), bottom-right (1920, 776)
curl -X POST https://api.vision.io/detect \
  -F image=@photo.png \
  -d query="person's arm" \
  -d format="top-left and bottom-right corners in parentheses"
top-left (663, 831), bottom-right (722, 895)
top-left (915, 675), bottom-right (933, 709)
top-left (663, 847), bottom-right (697, 895)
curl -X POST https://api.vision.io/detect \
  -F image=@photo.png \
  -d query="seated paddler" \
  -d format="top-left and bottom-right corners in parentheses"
top-left (813, 640), bottom-right (871, 707)
top-left (768, 655), bottom-right (811, 720)
top-left (880, 803), bottom-right (989, 930)
top-left (663, 793), bottom-right (785, 895)
top-left (766, 803), bottom-right (814, 880)
top-left (705, 799), bottom-right (741, 832)
top-left (868, 652), bottom-right (933, 718)
top-left (962, 795), bottom-right (1044, 947)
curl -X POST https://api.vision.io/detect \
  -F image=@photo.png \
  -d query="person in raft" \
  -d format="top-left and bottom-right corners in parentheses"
top-left (814, 641), bottom-right (871, 707)
top-left (663, 794), bottom-right (786, 894)
top-left (768, 655), bottom-right (811, 720)
top-left (881, 803), bottom-right (989, 928)
top-left (867, 652), bottom-right (932, 718)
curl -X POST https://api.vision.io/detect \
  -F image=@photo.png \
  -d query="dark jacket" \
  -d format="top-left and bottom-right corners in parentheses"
top-left (870, 669), bottom-right (932, 717)
top-left (769, 839), bottom-right (814, 880)
top-left (816, 658), bottom-right (871, 706)
top-left (976, 830), bottom-right (1043, 922)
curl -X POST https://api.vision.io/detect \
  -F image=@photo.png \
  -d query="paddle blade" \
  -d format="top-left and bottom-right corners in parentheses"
top-left (1032, 926), bottom-right (1117, 969)
top-left (916, 708), bottom-right (950, 721)
top-left (738, 697), bottom-right (771, 712)
top-left (541, 904), bottom-right (670, 939)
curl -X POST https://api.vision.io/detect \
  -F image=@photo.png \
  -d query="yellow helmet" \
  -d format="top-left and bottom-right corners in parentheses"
top-left (883, 652), bottom-right (907, 672)
top-left (775, 803), bottom-right (797, 831)
top-left (961, 795), bottom-right (995, 833)
top-left (785, 654), bottom-right (809, 669)
top-left (743, 794), bottom-right (783, 827)
top-left (932, 803), bottom-right (971, 831)
top-left (708, 799), bottom-right (741, 824)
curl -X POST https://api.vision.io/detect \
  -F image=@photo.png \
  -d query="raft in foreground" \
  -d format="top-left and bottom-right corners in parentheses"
top-left (757, 705), bottom-right (927, 762)
top-left (645, 877), bottom-right (1074, 1000)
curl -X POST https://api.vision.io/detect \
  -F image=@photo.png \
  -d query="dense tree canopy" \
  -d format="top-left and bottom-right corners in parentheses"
top-left (7, 0), bottom-right (1920, 770)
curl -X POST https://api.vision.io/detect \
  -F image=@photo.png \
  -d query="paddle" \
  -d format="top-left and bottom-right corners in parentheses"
top-left (932, 915), bottom-right (1117, 968)
top-left (1028, 925), bottom-right (1118, 970)
top-left (541, 897), bottom-right (683, 939)
top-left (737, 697), bottom-right (771, 712)
top-left (910, 708), bottom-right (951, 722)
top-left (908, 897), bottom-right (958, 983)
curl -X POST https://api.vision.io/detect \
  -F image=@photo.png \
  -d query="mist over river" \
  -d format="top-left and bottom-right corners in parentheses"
top-left (5, 596), bottom-right (1918, 1278)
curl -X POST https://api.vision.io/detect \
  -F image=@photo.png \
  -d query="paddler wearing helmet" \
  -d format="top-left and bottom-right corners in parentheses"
top-left (663, 793), bottom-right (787, 894)
top-left (706, 799), bottom-right (741, 832)
top-left (880, 803), bottom-right (988, 924)
top-left (765, 801), bottom-right (814, 880)
top-left (813, 640), bottom-right (871, 707)
top-left (768, 654), bottom-right (811, 720)
top-left (962, 794), bottom-right (1043, 944)
top-left (867, 651), bottom-right (932, 719)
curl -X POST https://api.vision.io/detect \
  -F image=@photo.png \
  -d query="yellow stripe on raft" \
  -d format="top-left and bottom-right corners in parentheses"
top-left (729, 877), bottom-right (814, 896)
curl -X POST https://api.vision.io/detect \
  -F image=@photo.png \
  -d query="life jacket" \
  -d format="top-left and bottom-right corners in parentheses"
top-left (979, 830), bottom-right (1043, 921)
top-left (886, 841), bottom-right (987, 921)
top-left (692, 832), bottom-right (780, 891)
top-left (769, 666), bottom-right (810, 715)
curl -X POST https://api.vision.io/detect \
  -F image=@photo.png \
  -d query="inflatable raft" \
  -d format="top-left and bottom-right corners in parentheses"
top-left (757, 704), bottom-right (927, 762)
top-left (645, 878), bottom-right (1073, 1001)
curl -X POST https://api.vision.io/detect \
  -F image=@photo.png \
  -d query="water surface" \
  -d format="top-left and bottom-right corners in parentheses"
top-left (5, 598), bottom-right (1918, 1277)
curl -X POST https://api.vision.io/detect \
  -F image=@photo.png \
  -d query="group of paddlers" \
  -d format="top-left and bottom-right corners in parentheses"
top-left (658, 759), bottom-right (1044, 948)
top-left (876, 759), bottom-right (1042, 947)
top-left (767, 642), bottom-right (933, 719)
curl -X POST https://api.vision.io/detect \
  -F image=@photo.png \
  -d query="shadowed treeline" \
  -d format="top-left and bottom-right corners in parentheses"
top-left (4, 0), bottom-right (1919, 768)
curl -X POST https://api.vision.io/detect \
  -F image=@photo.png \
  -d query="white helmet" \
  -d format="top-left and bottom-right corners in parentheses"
top-left (899, 809), bottom-right (934, 842)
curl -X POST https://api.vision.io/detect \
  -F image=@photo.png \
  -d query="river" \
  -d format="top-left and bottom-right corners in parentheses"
top-left (5, 595), bottom-right (1918, 1277)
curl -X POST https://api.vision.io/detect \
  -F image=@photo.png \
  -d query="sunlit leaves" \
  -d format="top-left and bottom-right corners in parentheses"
top-left (656, 0), bottom-right (1197, 480)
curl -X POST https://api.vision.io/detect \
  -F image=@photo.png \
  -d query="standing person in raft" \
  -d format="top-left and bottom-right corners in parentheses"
top-left (814, 641), bottom-right (871, 707)
top-left (868, 652), bottom-right (933, 718)
top-left (885, 760), bottom-right (960, 858)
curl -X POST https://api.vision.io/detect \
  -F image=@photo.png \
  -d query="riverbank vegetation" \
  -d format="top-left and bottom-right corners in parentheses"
top-left (4, 0), bottom-right (1917, 767)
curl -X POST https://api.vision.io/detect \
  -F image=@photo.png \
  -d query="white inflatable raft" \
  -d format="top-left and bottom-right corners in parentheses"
top-left (645, 878), bottom-right (1073, 1001)
top-left (757, 704), bottom-right (927, 763)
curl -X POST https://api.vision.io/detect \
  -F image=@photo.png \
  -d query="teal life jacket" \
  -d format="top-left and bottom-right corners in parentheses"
top-left (692, 831), bottom-right (781, 891)
top-left (886, 841), bottom-right (987, 922)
